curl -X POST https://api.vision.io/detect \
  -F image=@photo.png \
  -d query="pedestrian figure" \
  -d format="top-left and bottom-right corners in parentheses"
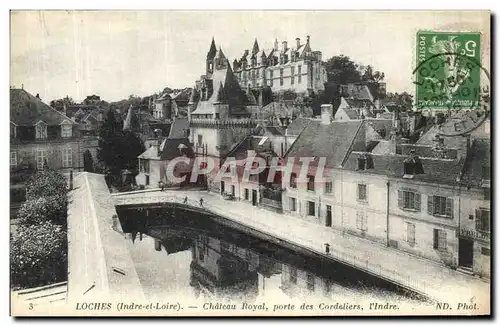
top-left (183, 196), bottom-right (188, 204)
top-left (325, 243), bottom-right (330, 255)
top-left (199, 197), bottom-right (204, 207)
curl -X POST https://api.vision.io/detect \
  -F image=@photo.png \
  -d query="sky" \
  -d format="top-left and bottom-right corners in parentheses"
top-left (10, 10), bottom-right (490, 103)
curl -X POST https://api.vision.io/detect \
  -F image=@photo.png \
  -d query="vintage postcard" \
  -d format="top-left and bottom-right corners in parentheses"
top-left (9, 10), bottom-right (491, 317)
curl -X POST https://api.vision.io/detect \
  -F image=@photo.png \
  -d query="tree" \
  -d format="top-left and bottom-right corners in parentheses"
top-left (83, 150), bottom-right (94, 172)
top-left (49, 96), bottom-right (75, 111)
top-left (17, 196), bottom-right (67, 225)
top-left (11, 221), bottom-right (67, 289)
top-left (26, 168), bottom-right (68, 200)
top-left (361, 65), bottom-right (385, 83)
top-left (121, 131), bottom-right (145, 171)
top-left (386, 91), bottom-right (414, 110)
top-left (323, 55), bottom-right (362, 84)
top-left (97, 110), bottom-right (124, 174)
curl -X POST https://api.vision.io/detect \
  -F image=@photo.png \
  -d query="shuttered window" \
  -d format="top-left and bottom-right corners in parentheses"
top-left (433, 229), bottom-right (447, 251)
top-left (356, 211), bottom-right (367, 231)
top-left (405, 222), bottom-right (416, 246)
top-left (398, 190), bottom-right (421, 211)
top-left (428, 195), bottom-right (454, 218)
top-left (475, 209), bottom-right (490, 233)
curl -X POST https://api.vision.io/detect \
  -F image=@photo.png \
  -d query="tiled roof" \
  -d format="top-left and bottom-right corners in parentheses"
top-left (168, 117), bottom-right (190, 139)
top-left (343, 151), bottom-right (465, 186)
top-left (10, 88), bottom-right (75, 126)
top-left (416, 124), bottom-right (468, 150)
top-left (286, 117), bottom-right (311, 135)
top-left (192, 63), bottom-right (247, 115)
top-left (338, 108), bottom-right (360, 120)
top-left (460, 139), bottom-right (491, 188)
top-left (286, 120), bottom-right (364, 169)
top-left (160, 138), bottom-right (194, 161)
top-left (366, 119), bottom-right (393, 139)
top-left (345, 98), bottom-right (374, 109)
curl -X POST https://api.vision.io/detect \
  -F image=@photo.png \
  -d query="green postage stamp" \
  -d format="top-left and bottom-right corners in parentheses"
top-left (415, 31), bottom-right (482, 109)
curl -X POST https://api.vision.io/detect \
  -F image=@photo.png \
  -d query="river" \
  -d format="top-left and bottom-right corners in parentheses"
top-left (117, 206), bottom-right (430, 311)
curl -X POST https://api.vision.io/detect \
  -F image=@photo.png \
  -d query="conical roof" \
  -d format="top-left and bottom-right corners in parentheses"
top-left (252, 39), bottom-right (260, 54)
top-left (206, 37), bottom-right (217, 60)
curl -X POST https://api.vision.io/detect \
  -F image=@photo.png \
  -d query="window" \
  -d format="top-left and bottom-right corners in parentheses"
top-left (484, 189), bottom-right (490, 200)
top-left (481, 247), bottom-right (490, 256)
top-left (62, 148), bottom-right (72, 168)
top-left (280, 68), bottom-right (284, 86)
top-left (270, 70), bottom-right (274, 87)
top-left (357, 184), bottom-right (367, 202)
top-left (244, 188), bottom-right (249, 200)
top-left (290, 268), bottom-right (297, 284)
top-left (36, 122), bottom-right (47, 139)
top-left (475, 209), bottom-right (490, 233)
top-left (306, 273), bottom-right (315, 291)
top-left (356, 211), bottom-right (367, 231)
top-left (291, 66), bottom-right (295, 85)
top-left (36, 149), bottom-right (47, 169)
top-left (197, 134), bottom-right (203, 147)
top-left (298, 65), bottom-right (302, 84)
top-left (405, 222), bottom-right (416, 246)
top-left (289, 197), bottom-right (297, 212)
top-left (398, 190), bottom-right (421, 211)
top-left (10, 123), bottom-right (16, 138)
top-left (433, 229), bottom-right (447, 251)
top-left (428, 195), bottom-right (453, 218)
top-left (10, 151), bottom-right (17, 167)
top-left (325, 181), bottom-right (333, 194)
top-left (307, 175), bottom-right (315, 191)
top-left (290, 173), bottom-right (297, 188)
top-left (61, 123), bottom-right (72, 138)
top-left (307, 201), bottom-right (315, 216)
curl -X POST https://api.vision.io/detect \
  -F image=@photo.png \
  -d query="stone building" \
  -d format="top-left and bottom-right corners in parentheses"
top-left (10, 88), bottom-right (83, 175)
top-left (280, 107), bottom-right (490, 278)
top-left (232, 36), bottom-right (327, 94)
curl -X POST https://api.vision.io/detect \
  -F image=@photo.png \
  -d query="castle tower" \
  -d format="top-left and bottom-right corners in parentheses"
top-left (206, 37), bottom-right (217, 75)
top-left (214, 47), bottom-right (228, 71)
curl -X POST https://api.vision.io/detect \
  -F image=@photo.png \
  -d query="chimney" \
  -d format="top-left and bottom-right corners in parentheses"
top-left (321, 104), bottom-right (333, 125)
top-left (306, 35), bottom-right (310, 44)
top-left (36, 93), bottom-right (40, 100)
top-left (296, 37), bottom-right (301, 48)
top-left (282, 41), bottom-right (288, 52)
top-left (274, 38), bottom-right (278, 51)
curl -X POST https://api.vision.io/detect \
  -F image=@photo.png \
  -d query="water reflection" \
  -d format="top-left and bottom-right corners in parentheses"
top-left (120, 207), bottom-right (426, 305)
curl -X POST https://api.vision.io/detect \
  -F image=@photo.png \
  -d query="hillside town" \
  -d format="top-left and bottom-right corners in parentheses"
top-left (10, 28), bottom-right (491, 314)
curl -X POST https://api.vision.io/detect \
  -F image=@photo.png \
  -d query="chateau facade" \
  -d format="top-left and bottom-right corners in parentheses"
top-left (232, 36), bottom-right (327, 94)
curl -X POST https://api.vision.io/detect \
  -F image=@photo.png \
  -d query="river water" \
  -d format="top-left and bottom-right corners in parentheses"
top-left (118, 206), bottom-right (430, 313)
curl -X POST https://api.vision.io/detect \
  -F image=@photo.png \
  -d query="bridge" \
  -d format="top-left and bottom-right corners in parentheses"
top-left (62, 172), bottom-right (489, 314)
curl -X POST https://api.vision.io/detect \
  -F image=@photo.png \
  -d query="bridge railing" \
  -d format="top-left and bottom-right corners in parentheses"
top-left (114, 191), bottom-right (431, 299)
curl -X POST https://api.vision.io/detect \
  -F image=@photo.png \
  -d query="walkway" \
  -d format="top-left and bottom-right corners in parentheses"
top-left (113, 188), bottom-right (490, 312)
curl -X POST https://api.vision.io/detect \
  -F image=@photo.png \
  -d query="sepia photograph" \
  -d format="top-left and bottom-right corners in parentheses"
top-left (8, 9), bottom-right (491, 317)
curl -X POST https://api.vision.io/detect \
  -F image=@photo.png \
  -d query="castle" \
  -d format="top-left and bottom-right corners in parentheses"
top-left (232, 36), bottom-right (327, 94)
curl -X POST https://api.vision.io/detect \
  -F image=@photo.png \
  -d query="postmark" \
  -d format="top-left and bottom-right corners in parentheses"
top-left (413, 31), bottom-right (490, 136)
top-left (414, 31), bottom-right (482, 110)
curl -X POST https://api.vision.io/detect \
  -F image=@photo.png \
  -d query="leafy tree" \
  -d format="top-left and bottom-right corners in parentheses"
top-left (11, 221), bottom-right (67, 289)
top-left (26, 168), bottom-right (68, 200)
top-left (121, 131), bottom-right (145, 171)
top-left (360, 65), bottom-right (385, 83)
top-left (49, 96), bottom-right (75, 111)
top-left (17, 196), bottom-right (67, 225)
top-left (83, 150), bottom-right (94, 172)
top-left (97, 110), bottom-right (124, 174)
top-left (323, 55), bottom-right (362, 84)
top-left (386, 91), bottom-right (414, 110)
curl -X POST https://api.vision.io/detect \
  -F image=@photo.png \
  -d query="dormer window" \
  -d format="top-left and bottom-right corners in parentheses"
top-left (35, 121), bottom-right (47, 139)
top-left (61, 121), bottom-right (73, 138)
top-left (403, 151), bottom-right (424, 178)
top-left (356, 154), bottom-right (374, 171)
